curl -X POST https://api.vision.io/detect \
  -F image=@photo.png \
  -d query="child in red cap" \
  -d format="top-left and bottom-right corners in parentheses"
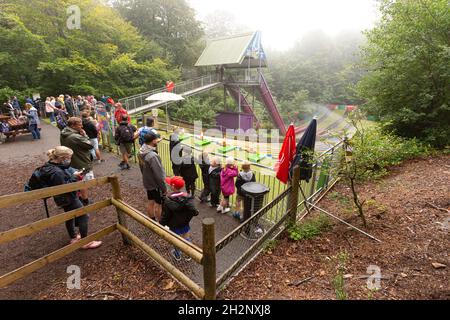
top-left (161, 176), bottom-right (199, 261)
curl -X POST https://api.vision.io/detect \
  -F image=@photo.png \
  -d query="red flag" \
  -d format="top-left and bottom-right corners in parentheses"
top-left (275, 124), bottom-right (296, 184)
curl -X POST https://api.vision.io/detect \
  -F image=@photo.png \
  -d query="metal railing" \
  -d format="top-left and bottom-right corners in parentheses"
top-left (118, 74), bottom-right (221, 115)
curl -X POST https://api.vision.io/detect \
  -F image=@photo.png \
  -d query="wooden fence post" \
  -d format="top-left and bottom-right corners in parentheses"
top-left (202, 218), bottom-right (216, 300)
top-left (309, 163), bottom-right (318, 197)
top-left (289, 165), bottom-right (301, 224)
top-left (110, 176), bottom-right (131, 245)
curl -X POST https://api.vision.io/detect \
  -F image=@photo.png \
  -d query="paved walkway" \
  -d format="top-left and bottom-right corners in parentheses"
top-left (0, 122), bottom-right (240, 243)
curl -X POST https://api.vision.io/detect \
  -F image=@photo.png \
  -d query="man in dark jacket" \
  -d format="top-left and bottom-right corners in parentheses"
top-left (208, 157), bottom-right (222, 208)
top-left (160, 176), bottom-right (199, 261)
top-left (169, 127), bottom-right (182, 175)
top-left (64, 95), bottom-right (75, 117)
top-left (139, 132), bottom-right (167, 222)
top-left (180, 146), bottom-right (198, 198)
top-left (60, 117), bottom-right (94, 206)
top-left (198, 151), bottom-right (210, 203)
top-left (115, 115), bottom-right (136, 170)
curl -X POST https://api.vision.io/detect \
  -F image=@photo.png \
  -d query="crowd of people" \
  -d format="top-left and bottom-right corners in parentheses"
top-left (14, 93), bottom-right (259, 261)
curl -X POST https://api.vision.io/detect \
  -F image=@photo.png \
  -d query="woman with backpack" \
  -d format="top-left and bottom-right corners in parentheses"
top-left (38, 146), bottom-right (102, 249)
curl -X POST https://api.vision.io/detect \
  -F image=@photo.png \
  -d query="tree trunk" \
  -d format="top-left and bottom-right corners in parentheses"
top-left (349, 177), bottom-right (367, 227)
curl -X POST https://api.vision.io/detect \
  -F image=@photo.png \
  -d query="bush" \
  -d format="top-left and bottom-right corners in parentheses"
top-left (288, 214), bottom-right (331, 241)
top-left (345, 121), bottom-right (430, 181)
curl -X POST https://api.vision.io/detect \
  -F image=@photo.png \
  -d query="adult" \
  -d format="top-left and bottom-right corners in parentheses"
top-left (138, 132), bottom-right (166, 222)
top-left (81, 111), bottom-right (104, 163)
top-left (114, 102), bottom-right (130, 125)
top-left (60, 117), bottom-right (94, 207)
top-left (169, 127), bottom-right (182, 176)
top-left (3, 101), bottom-right (16, 119)
top-left (198, 151), bottom-right (210, 203)
top-left (39, 146), bottom-right (101, 249)
top-left (64, 95), bottom-right (75, 117)
top-left (45, 97), bottom-right (55, 123)
top-left (180, 146), bottom-right (198, 198)
top-left (75, 95), bottom-right (84, 114)
top-left (11, 96), bottom-right (21, 116)
top-left (23, 103), bottom-right (41, 140)
top-left (115, 114), bottom-right (136, 170)
top-left (135, 117), bottom-right (159, 147)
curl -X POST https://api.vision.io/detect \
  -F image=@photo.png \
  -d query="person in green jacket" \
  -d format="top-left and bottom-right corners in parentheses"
top-left (60, 117), bottom-right (94, 206)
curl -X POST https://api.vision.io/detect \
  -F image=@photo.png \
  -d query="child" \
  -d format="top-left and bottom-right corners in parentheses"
top-left (233, 160), bottom-right (256, 220)
top-left (161, 176), bottom-right (199, 261)
top-left (180, 146), bottom-right (198, 198)
top-left (208, 157), bottom-right (222, 208)
top-left (218, 157), bottom-right (238, 214)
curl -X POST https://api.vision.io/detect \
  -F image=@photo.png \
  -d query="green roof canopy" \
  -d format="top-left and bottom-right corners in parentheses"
top-left (195, 31), bottom-right (267, 68)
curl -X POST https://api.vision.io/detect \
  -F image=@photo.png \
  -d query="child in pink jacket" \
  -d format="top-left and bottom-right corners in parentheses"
top-left (218, 157), bottom-right (238, 214)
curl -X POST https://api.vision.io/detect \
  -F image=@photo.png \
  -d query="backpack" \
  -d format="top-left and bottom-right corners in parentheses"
top-left (24, 166), bottom-right (47, 192)
top-left (0, 122), bottom-right (9, 133)
top-left (24, 166), bottom-right (51, 218)
top-left (120, 124), bottom-right (134, 143)
top-left (55, 112), bottom-right (68, 130)
top-left (139, 127), bottom-right (154, 146)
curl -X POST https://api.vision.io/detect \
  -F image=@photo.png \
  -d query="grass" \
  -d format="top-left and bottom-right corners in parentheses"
top-left (287, 214), bottom-right (331, 241)
top-left (332, 250), bottom-right (348, 300)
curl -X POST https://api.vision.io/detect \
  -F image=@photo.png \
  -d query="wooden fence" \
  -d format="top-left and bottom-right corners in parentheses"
top-left (0, 175), bottom-right (216, 300)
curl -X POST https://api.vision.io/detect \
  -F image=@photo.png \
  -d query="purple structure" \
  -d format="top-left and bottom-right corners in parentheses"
top-left (216, 111), bottom-right (254, 132)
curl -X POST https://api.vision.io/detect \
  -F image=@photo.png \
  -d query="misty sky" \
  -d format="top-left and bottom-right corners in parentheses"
top-left (188, 0), bottom-right (380, 50)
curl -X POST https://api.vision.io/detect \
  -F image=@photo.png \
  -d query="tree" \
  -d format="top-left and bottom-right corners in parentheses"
top-left (357, 0), bottom-right (450, 148)
top-left (202, 10), bottom-right (250, 39)
top-left (266, 30), bottom-right (365, 107)
top-left (333, 111), bottom-right (428, 227)
top-left (113, 0), bottom-right (204, 67)
top-left (279, 90), bottom-right (311, 123)
top-left (0, 11), bottom-right (48, 90)
top-left (0, 0), bottom-right (179, 98)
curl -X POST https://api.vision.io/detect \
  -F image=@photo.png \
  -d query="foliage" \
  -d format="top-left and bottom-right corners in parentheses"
top-left (333, 112), bottom-right (429, 226)
top-left (267, 30), bottom-right (365, 102)
top-left (171, 97), bottom-right (218, 126)
top-left (202, 10), bottom-right (250, 39)
top-left (279, 90), bottom-right (313, 123)
top-left (332, 250), bottom-right (348, 300)
top-left (113, 0), bottom-right (204, 67)
top-left (0, 0), bottom-right (179, 98)
top-left (288, 214), bottom-right (331, 241)
top-left (263, 239), bottom-right (279, 253)
top-left (357, 0), bottom-right (450, 149)
top-left (342, 113), bottom-right (430, 181)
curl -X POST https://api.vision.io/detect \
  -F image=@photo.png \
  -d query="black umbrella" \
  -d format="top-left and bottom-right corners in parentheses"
top-left (289, 118), bottom-right (317, 182)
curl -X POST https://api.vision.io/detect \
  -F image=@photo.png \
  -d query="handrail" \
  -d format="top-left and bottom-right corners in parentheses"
top-left (0, 199), bottom-right (111, 245)
top-left (0, 224), bottom-right (117, 288)
top-left (0, 176), bottom-right (110, 210)
top-left (112, 198), bottom-right (203, 263)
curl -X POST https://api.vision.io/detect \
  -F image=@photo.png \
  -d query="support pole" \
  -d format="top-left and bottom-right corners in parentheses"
top-left (288, 166), bottom-right (301, 224)
top-left (110, 176), bottom-right (131, 245)
top-left (202, 218), bottom-right (216, 300)
top-left (305, 201), bottom-right (381, 243)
